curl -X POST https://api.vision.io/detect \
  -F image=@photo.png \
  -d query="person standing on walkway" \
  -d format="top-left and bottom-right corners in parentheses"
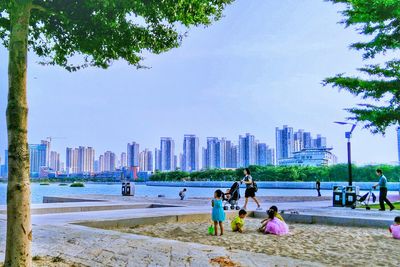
top-left (373, 169), bottom-right (395, 211)
top-left (241, 168), bottom-right (262, 210)
top-left (316, 179), bottom-right (321, 197)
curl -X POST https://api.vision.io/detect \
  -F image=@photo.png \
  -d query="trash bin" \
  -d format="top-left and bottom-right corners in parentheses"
top-left (125, 182), bottom-right (135, 196)
top-left (121, 182), bottom-right (126, 196)
top-left (345, 186), bottom-right (359, 207)
top-left (333, 186), bottom-right (344, 207)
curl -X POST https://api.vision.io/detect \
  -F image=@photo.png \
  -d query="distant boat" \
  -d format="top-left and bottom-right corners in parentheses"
top-left (59, 183), bottom-right (68, 186)
top-left (39, 183), bottom-right (50, 186)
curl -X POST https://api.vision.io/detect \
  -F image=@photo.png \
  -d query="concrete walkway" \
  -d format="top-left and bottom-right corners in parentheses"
top-left (0, 194), bottom-right (399, 266)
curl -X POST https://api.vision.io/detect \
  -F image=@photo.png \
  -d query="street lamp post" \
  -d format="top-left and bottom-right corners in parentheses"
top-left (334, 121), bottom-right (357, 186)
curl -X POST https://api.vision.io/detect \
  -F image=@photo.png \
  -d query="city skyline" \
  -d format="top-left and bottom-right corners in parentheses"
top-left (0, 0), bottom-right (398, 166)
top-left (1, 122), bottom-right (397, 177)
top-left (1, 126), bottom-right (331, 177)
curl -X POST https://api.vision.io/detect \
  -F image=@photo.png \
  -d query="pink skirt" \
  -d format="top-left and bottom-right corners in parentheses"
top-left (390, 225), bottom-right (400, 239)
top-left (265, 218), bottom-right (289, 235)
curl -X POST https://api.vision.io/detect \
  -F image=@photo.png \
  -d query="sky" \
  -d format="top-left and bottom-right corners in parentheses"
top-left (0, 0), bottom-right (398, 166)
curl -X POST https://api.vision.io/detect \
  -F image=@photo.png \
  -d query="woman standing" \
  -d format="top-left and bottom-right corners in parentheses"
top-left (241, 168), bottom-right (262, 210)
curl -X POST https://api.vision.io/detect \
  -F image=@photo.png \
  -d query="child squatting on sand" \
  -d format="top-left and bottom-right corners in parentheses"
top-left (231, 209), bottom-right (247, 233)
top-left (389, 216), bottom-right (400, 239)
top-left (259, 205), bottom-right (284, 233)
top-left (211, 189), bottom-right (226, 236)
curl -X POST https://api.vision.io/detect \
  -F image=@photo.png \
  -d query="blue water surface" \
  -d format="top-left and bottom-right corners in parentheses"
top-left (0, 183), bottom-right (334, 205)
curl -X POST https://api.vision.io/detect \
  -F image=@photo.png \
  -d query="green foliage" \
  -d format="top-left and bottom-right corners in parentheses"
top-left (324, 0), bottom-right (400, 134)
top-left (149, 164), bottom-right (400, 182)
top-left (70, 182), bottom-right (85, 187)
top-left (149, 170), bottom-right (190, 181)
top-left (0, 0), bottom-right (233, 71)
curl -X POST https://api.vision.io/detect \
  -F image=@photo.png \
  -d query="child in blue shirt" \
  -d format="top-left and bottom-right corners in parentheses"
top-left (211, 189), bottom-right (225, 236)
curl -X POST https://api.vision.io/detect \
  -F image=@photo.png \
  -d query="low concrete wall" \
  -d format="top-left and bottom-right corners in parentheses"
top-left (78, 210), bottom-right (392, 230)
top-left (43, 196), bottom-right (105, 203)
top-left (78, 212), bottom-right (244, 229)
top-left (146, 181), bottom-right (400, 191)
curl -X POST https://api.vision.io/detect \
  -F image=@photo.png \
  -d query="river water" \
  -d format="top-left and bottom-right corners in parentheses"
top-left (0, 183), bottom-right (335, 205)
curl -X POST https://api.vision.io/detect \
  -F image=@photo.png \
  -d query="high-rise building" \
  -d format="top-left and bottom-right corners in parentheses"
top-left (397, 127), bottom-right (400, 164)
top-left (267, 147), bottom-right (275, 165)
top-left (182, 134), bottom-right (199, 172)
top-left (66, 147), bottom-right (80, 174)
top-left (59, 162), bottom-right (65, 172)
top-left (66, 148), bottom-right (72, 175)
top-left (94, 160), bottom-right (99, 173)
top-left (174, 155), bottom-right (178, 170)
top-left (303, 132), bottom-right (312, 149)
top-left (139, 149), bottom-right (153, 172)
top-left (276, 125), bottom-right (294, 162)
top-left (41, 139), bottom-right (51, 167)
top-left (293, 130), bottom-right (304, 152)
top-left (77, 146), bottom-right (95, 174)
top-left (120, 152), bottom-right (127, 168)
top-left (160, 137), bottom-right (175, 171)
top-left (314, 134), bottom-right (327, 148)
top-left (66, 147), bottom-right (80, 175)
top-left (179, 153), bottom-right (183, 171)
top-left (225, 140), bottom-right (231, 168)
top-left (104, 151), bottom-right (116, 171)
top-left (98, 155), bottom-right (105, 172)
top-left (202, 147), bottom-right (207, 170)
top-left (218, 138), bottom-right (227, 168)
top-left (230, 145), bottom-right (238, 168)
top-left (276, 125), bottom-right (331, 165)
top-left (50, 151), bottom-right (60, 172)
top-left (71, 148), bottom-right (79, 174)
top-left (257, 143), bottom-right (267, 166)
top-left (205, 137), bottom-right (218, 169)
top-left (202, 138), bottom-right (232, 169)
top-left (127, 142), bottom-right (140, 167)
top-left (154, 148), bottom-right (161, 171)
top-left (29, 144), bottom-right (47, 176)
top-left (238, 133), bottom-right (257, 167)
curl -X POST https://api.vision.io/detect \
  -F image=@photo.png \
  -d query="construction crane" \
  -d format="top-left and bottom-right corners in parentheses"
top-left (46, 136), bottom-right (66, 143)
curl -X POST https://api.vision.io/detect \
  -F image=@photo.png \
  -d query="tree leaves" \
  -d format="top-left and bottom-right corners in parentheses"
top-left (0, 0), bottom-right (233, 70)
top-left (325, 0), bottom-right (400, 134)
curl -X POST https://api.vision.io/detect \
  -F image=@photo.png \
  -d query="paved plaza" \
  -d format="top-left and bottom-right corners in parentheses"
top-left (1, 194), bottom-right (399, 266)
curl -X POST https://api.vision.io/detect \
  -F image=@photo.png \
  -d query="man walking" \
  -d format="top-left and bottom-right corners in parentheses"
top-left (373, 169), bottom-right (395, 211)
top-left (316, 179), bottom-right (321, 197)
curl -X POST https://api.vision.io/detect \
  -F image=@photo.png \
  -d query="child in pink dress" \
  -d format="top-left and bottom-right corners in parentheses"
top-left (389, 216), bottom-right (400, 239)
top-left (265, 209), bottom-right (289, 236)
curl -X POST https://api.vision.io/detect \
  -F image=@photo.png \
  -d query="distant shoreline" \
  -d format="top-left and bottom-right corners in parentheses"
top-left (145, 181), bottom-right (400, 191)
top-left (0, 180), bottom-right (399, 191)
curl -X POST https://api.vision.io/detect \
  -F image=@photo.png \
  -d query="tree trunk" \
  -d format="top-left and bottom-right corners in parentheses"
top-left (5, 1), bottom-right (32, 266)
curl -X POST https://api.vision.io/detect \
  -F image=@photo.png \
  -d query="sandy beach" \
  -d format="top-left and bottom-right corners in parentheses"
top-left (120, 218), bottom-right (399, 266)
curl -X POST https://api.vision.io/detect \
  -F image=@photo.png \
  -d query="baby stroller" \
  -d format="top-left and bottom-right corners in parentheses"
top-left (353, 189), bottom-right (376, 210)
top-left (223, 181), bottom-right (241, 210)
